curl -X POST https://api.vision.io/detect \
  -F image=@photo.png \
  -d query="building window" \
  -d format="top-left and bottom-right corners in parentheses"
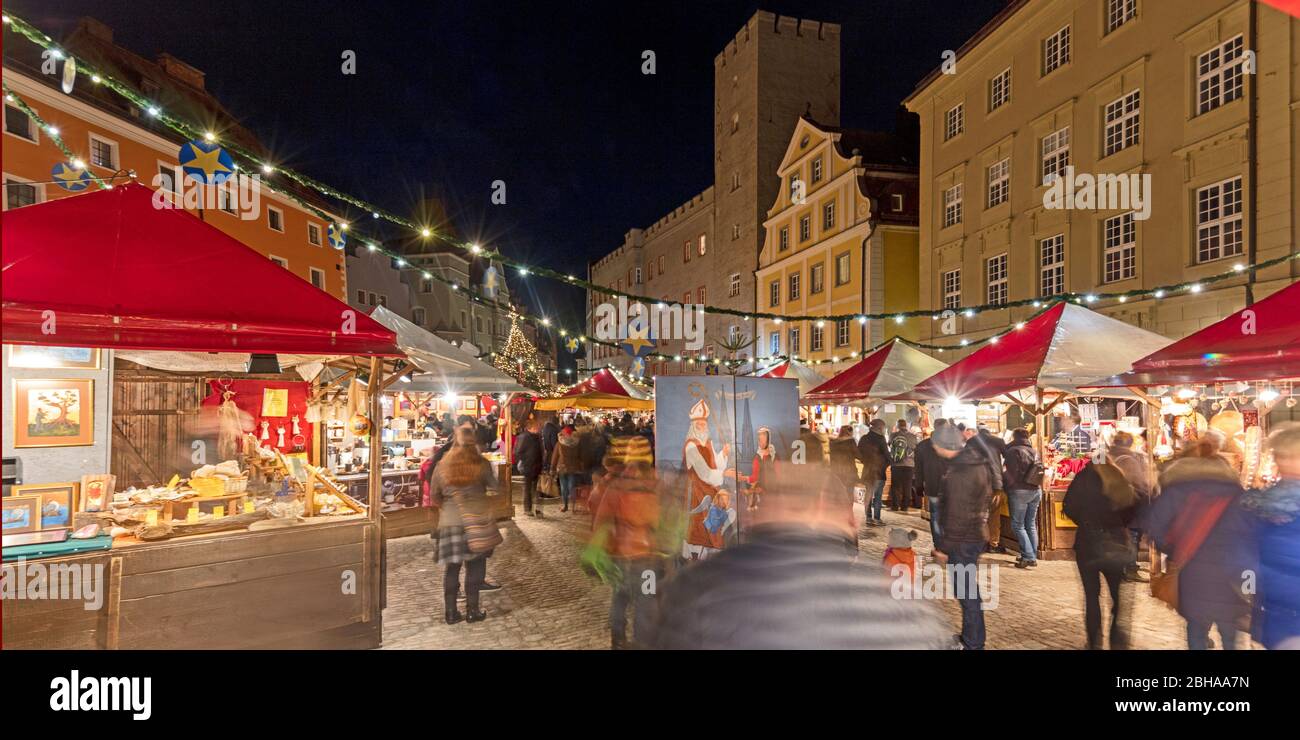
top-left (944, 103), bottom-right (964, 141)
top-left (779, 227), bottom-right (790, 251)
top-left (987, 158), bottom-right (1009, 208)
top-left (698, 234), bottom-right (707, 256)
top-left (682, 291), bottom-right (692, 304)
top-left (635, 267), bottom-right (642, 284)
top-left (731, 171), bottom-right (740, 190)
top-left (308, 223), bottom-right (322, 246)
top-left (368, 292), bottom-right (377, 307)
top-left (627, 269), bottom-right (633, 286)
top-left (158, 163), bottom-right (178, 193)
top-left (989, 68), bottom-right (1011, 111)
top-left (4, 104), bottom-right (36, 142)
top-left (788, 173), bottom-right (802, 201)
top-left (835, 252), bottom-right (851, 286)
top-left (682, 240), bottom-right (691, 263)
top-left (891, 193), bottom-right (905, 212)
top-left (309, 267), bottom-right (325, 289)
top-left (476, 316), bottom-right (484, 333)
top-left (413, 307), bottom-right (426, 326)
top-left (769, 280), bottom-right (780, 307)
top-left (943, 269), bottom-right (961, 309)
top-left (1103, 90), bottom-right (1140, 157)
top-left (267, 206), bottom-right (285, 232)
top-left (799, 215), bottom-right (811, 241)
top-left (1197, 35), bottom-right (1245, 116)
top-left (729, 273), bottom-right (741, 297)
top-left (811, 324), bottom-right (824, 353)
top-left (731, 223), bottom-right (741, 240)
top-left (697, 286), bottom-right (706, 304)
top-left (216, 186), bottom-right (238, 215)
top-left (1040, 234), bottom-right (1065, 297)
top-left (1106, 0), bottom-right (1137, 34)
top-left (942, 184), bottom-right (963, 227)
top-left (731, 112), bottom-right (740, 133)
top-left (658, 255), bottom-right (665, 273)
top-left (770, 332), bottom-right (780, 356)
top-left (836, 318), bottom-right (850, 347)
top-left (647, 264), bottom-right (654, 282)
top-left (811, 263), bottom-right (825, 294)
top-left (356, 290), bottom-right (366, 304)
top-left (4, 176), bottom-right (39, 210)
top-left (1041, 126), bottom-right (1071, 185)
top-left (986, 254), bottom-right (1008, 306)
top-left (89, 134), bottom-right (118, 169)
top-left (811, 157), bottom-right (823, 183)
top-left (1196, 176), bottom-right (1244, 263)
top-left (788, 327), bottom-right (801, 356)
top-left (789, 272), bottom-right (801, 301)
top-left (1043, 25), bottom-right (1071, 75)
top-left (421, 277), bottom-right (433, 293)
top-left (1102, 212), bottom-right (1137, 283)
top-left (270, 255), bottom-right (288, 269)
top-left (823, 200), bottom-right (836, 231)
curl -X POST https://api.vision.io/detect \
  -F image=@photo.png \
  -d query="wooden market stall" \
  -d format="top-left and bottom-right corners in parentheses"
top-left (1, 183), bottom-right (402, 649)
top-left (534, 367), bottom-right (654, 412)
top-left (895, 302), bottom-right (1171, 559)
top-left (799, 338), bottom-right (949, 435)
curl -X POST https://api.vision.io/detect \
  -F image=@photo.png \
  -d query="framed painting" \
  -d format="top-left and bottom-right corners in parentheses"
top-left (14, 483), bottom-right (79, 530)
top-left (12, 378), bottom-right (95, 448)
top-left (7, 345), bottom-right (100, 370)
top-left (2, 495), bottom-right (39, 535)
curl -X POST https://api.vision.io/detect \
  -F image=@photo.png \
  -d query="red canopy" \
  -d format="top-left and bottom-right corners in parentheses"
top-left (1093, 281), bottom-right (1300, 386)
top-left (898, 302), bottom-right (1170, 401)
top-left (803, 339), bottom-right (949, 403)
top-left (560, 368), bottom-right (647, 398)
top-left (1, 183), bottom-right (399, 356)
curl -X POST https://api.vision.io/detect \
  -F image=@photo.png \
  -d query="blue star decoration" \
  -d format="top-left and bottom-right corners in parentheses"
top-left (629, 356), bottom-right (646, 377)
top-left (328, 223), bottom-right (347, 250)
top-left (483, 266), bottom-right (501, 300)
top-left (619, 324), bottom-right (655, 358)
top-left (178, 139), bottom-right (235, 185)
top-left (51, 162), bottom-right (93, 192)
top-left (565, 336), bottom-right (581, 353)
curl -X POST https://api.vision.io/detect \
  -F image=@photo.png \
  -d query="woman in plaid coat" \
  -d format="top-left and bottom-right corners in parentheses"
top-left (430, 426), bottom-right (504, 624)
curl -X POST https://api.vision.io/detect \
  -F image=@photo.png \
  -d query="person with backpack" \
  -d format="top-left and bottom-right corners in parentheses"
top-left (888, 420), bottom-right (918, 512)
top-left (1062, 461), bottom-right (1138, 650)
top-left (1002, 428), bottom-right (1044, 568)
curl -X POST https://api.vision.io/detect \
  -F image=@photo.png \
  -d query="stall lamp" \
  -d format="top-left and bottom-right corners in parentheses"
top-left (1176, 387), bottom-right (1198, 400)
top-left (399, 375), bottom-right (411, 383)
top-left (1259, 388), bottom-right (1280, 402)
top-left (442, 392), bottom-right (459, 403)
top-left (247, 354), bottom-right (280, 374)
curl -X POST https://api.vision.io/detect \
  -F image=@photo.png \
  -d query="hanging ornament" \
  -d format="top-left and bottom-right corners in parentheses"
top-left (1287, 397), bottom-right (1297, 409)
top-left (61, 56), bottom-right (76, 94)
top-left (291, 415), bottom-right (301, 435)
top-left (276, 425), bottom-right (286, 448)
top-left (629, 356), bottom-right (646, 378)
top-left (619, 324), bottom-right (655, 359)
top-left (327, 222), bottom-right (347, 250)
top-left (565, 336), bottom-right (580, 353)
top-left (260, 420), bottom-right (270, 441)
top-left (349, 414), bottom-right (371, 437)
top-left (178, 139), bottom-right (235, 185)
top-left (51, 161), bottom-right (94, 192)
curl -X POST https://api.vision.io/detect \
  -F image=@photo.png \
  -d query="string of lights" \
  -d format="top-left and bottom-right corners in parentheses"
top-left (8, 11), bottom-right (1293, 334)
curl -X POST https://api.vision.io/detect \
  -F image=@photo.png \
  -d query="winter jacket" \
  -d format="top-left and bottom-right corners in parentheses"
top-left (799, 429), bottom-right (826, 465)
top-left (913, 437), bottom-right (950, 500)
top-left (938, 444), bottom-right (995, 546)
top-left (429, 459), bottom-right (503, 554)
top-left (551, 434), bottom-right (583, 475)
top-left (513, 430), bottom-right (544, 478)
top-left (1242, 478), bottom-right (1300, 648)
top-left (1062, 462), bottom-right (1136, 566)
top-left (651, 524), bottom-right (953, 650)
top-left (1110, 448), bottom-right (1153, 501)
top-left (1002, 441), bottom-right (1040, 491)
top-left (966, 433), bottom-right (1004, 491)
top-left (856, 431), bottom-right (891, 482)
top-left (593, 469), bottom-right (662, 561)
top-left (888, 431), bottom-right (918, 468)
top-left (829, 437), bottom-right (860, 488)
top-left (541, 421), bottom-right (560, 464)
top-left (1146, 456), bottom-right (1254, 626)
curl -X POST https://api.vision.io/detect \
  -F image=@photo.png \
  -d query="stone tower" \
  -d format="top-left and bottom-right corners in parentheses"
top-left (712, 10), bottom-right (841, 344)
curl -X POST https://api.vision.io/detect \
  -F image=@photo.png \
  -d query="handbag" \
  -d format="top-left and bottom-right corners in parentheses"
top-left (1151, 493), bottom-right (1232, 610)
top-left (539, 471), bottom-right (560, 497)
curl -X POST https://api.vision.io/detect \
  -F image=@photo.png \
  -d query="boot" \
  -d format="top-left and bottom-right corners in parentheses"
top-left (445, 604), bottom-right (463, 624)
top-left (611, 632), bottom-right (627, 650)
top-left (465, 596), bottom-right (487, 622)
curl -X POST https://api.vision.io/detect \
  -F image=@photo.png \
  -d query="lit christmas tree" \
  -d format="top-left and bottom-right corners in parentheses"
top-left (494, 315), bottom-right (554, 393)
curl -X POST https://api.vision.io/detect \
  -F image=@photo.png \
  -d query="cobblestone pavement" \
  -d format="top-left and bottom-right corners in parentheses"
top-left (381, 501), bottom-right (1254, 650)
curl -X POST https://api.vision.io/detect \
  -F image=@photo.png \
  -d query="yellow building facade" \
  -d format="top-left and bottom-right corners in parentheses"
top-left (755, 117), bottom-right (920, 371)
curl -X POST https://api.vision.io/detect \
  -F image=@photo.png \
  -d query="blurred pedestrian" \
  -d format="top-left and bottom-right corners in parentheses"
top-left (799, 419), bottom-right (825, 465)
top-left (1063, 461), bottom-right (1137, 649)
top-left (857, 418), bottom-right (891, 526)
top-left (429, 426), bottom-right (503, 624)
top-left (513, 417), bottom-right (544, 517)
top-left (550, 425), bottom-right (584, 513)
top-left (888, 419), bottom-right (918, 511)
top-left (829, 425), bottom-right (860, 494)
top-left (1108, 430), bottom-right (1153, 581)
top-left (915, 418), bottom-right (954, 554)
top-left (937, 424), bottom-right (995, 649)
top-left (541, 416), bottom-right (560, 470)
top-left (1002, 428), bottom-right (1044, 568)
top-left (1242, 424), bottom-right (1300, 650)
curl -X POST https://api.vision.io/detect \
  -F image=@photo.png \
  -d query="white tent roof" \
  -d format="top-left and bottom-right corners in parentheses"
top-left (367, 305), bottom-right (529, 395)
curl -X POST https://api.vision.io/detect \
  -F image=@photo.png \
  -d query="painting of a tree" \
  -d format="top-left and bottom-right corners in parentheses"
top-left (14, 379), bottom-right (93, 447)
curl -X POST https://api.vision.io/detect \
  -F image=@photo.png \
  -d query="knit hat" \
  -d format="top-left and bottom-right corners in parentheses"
top-left (932, 424), bottom-right (964, 452)
top-left (887, 527), bottom-right (918, 549)
top-left (605, 434), bottom-right (653, 467)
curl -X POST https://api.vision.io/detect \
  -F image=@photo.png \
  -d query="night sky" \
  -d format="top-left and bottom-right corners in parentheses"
top-left (11, 0), bottom-right (1007, 330)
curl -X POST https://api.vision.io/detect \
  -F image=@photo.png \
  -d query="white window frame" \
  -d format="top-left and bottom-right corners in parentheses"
top-left (1106, 0), bottom-right (1137, 34)
top-left (1041, 126), bottom-right (1071, 185)
top-left (986, 253), bottom-right (1008, 306)
top-left (3, 172), bottom-right (43, 211)
top-left (1043, 25), bottom-right (1071, 76)
top-left (942, 184), bottom-right (963, 227)
top-left (1103, 90), bottom-right (1141, 157)
top-left (891, 193), bottom-right (905, 212)
top-left (769, 332), bottom-right (780, 356)
top-left (309, 267), bottom-right (326, 290)
top-left (989, 68), bottom-right (1011, 111)
top-left (156, 160), bottom-right (181, 196)
top-left (789, 272), bottom-right (801, 301)
top-left (810, 263), bottom-right (825, 294)
top-left (1040, 234), bottom-right (1065, 297)
top-left (779, 226), bottom-right (790, 251)
top-left (811, 324), bottom-right (824, 353)
top-left (413, 307), bottom-right (426, 326)
top-left (3, 102), bottom-right (38, 144)
top-left (1195, 176), bottom-right (1244, 263)
top-left (823, 200), bottom-right (836, 231)
top-left (769, 280), bottom-right (780, 307)
top-left (1196, 35), bottom-right (1245, 116)
top-left (269, 254), bottom-right (288, 269)
top-left (943, 269), bottom-right (961, 309)
top-left (788, 327), bottom-right (801, 356)
top-left (634, 267), bottom-right (642, 284)
top-left (88, 132), bottom-right (119, 170)
top-left (811, 157), bottom-right (823, 183)
top-left (729, 273), bottom-right (741, 297)
top-left (1102, 212), bottom-right (1137, 283)
top-left (944, 103), bottom-right (964, 141)
top-left (799, 215), bottom-right (811, 241)
top-left (835, 318), bottom-right (850, 347)
top-left (267, 205), bottom-right (285, 233)
top-left (987, 158), bottom-right (1009, 208)
top-left (835, 252), bottom-right (851, 286)
top-left (307, 222), bottom-right (323, 247)
top-left (698, 234), bottom-right (707, 256)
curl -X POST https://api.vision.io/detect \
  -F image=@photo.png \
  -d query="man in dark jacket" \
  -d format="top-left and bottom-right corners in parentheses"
top-left (888, 420), bottom-right (919, 512)
top-left (1062, 462), bottom-right (1136, 649)
top-left (857, 419), bottom-right (891, 526)
top-left (937, 425), bottom-right (994, 650)
top-left (513, 418), bottom-right (545, 517)
top-left (651, 465), bottom-right (951, 650)
top-left (541, 418), bottom-right (560, 472)
top-left (798, 420), bottom-right (825, 466)
top-left (1002, 428), bottom-right (1042, 567)
top-left (914, 419), bottom-right (953, 549)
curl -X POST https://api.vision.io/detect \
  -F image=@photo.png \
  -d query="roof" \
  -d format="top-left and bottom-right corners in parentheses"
top-left (896, 302), bottom-right (1170, 401)
top-left (1088, 281), bottom-right (1300, 386)
top-left (750, 359), bottom-right (828, 397)
top-left (802, 116), bottom-right (918, 169)
top-left (367, 306), bottom-right (529, 394)
top-left (1, 183), bottom-right (400, 356)
top-left (803, 339), bottom-right (949, 404)
top-left (533, 368), bottom-right (652, 410)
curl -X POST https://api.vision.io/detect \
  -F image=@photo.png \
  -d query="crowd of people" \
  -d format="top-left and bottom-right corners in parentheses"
top-left (415, 405), bottom-right (1300, 651)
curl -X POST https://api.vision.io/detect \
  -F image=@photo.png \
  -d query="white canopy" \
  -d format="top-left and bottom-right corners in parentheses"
top-left (367, 305), bottom-right (529, 395)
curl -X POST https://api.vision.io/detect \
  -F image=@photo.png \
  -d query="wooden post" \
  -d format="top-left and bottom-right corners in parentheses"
top-left (502, 394), bottom-right (514, 518)
top-left (1033, 386), bottom-right (1052, 554)
top-left (368, 357), bottom-right (383, 525)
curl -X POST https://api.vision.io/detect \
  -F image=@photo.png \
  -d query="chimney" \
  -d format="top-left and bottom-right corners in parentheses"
top-left (155, 53), bottom-right (205, 90)
top-left (76, 17), bottom-right (113, 43)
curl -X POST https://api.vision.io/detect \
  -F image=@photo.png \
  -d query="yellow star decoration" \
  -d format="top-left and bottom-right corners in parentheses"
top-left (183, 143), bottom-right (232, 182)
top-left (622, 324), bottom-right (653, 356)
top-left (53, 163), bottom-right (86, 185)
